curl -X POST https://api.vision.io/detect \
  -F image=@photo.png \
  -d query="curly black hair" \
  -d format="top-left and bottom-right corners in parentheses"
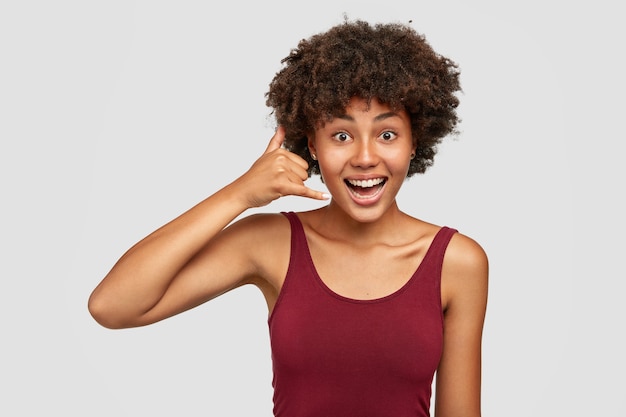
top-left (265, 19), bottom-right (461, 177)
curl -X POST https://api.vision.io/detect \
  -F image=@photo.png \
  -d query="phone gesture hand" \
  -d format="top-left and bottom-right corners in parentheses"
top-left (237, 126), bottom-right (329, 208)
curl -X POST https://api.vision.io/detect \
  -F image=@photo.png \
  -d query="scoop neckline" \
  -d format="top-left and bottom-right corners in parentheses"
top-left (291, 212), bottom-right (446, 304)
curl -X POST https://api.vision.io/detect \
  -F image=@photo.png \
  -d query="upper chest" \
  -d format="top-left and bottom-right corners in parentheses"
top-left (305, 233), bottom-right (430, 300)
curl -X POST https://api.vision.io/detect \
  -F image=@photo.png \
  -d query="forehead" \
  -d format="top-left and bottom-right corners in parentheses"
top-left (335, 97), bottom-right (409, 124)
top-left (312, 96), bottom-right (409, 131)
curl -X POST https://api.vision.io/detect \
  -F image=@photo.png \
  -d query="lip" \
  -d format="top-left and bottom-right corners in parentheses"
top-left (344, 175), bottom-right (387, 181)
top-left (343, 176), bottom-right (387, 206)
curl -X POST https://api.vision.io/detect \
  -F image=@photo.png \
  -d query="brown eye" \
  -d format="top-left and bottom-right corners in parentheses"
top-left (333, 132), bottom-right (350, 142)
top-left (380, 131), bottom-right (397, 141)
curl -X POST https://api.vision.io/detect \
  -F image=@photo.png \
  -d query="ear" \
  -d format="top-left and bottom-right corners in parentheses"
top-left (307, 135), bottom-right (317, 158)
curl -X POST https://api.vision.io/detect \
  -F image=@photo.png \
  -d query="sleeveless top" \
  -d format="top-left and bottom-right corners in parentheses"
top-left (268, 212), bottom-right (458, 417)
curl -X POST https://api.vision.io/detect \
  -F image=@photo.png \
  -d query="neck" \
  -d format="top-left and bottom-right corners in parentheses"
top-left (312, 201), bottom-right (407, 245)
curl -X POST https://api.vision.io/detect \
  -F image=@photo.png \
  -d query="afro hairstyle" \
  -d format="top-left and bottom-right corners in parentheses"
top-left (265, 19), bottom-right (462, 177)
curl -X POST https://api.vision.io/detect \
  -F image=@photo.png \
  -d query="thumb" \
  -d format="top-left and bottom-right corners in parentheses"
top-left (264, 126), bottom-right (286, 154)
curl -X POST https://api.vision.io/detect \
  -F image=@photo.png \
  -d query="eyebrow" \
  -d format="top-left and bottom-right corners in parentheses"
top-left (336, 111), bottom-right (400, 122)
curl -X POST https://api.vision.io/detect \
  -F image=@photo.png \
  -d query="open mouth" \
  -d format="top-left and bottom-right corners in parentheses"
top-left (344, 178), bottom-right (387, 199)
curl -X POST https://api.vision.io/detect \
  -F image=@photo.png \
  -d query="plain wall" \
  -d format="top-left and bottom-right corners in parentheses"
top-left (1, 1), bottom-right (624, 415)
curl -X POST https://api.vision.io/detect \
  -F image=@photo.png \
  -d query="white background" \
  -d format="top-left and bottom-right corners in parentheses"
top-left (1, 0), bottom-right (624, 415)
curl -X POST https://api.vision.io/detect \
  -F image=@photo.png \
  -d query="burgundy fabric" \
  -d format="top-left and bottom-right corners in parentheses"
top-left (268, 211), bottom-right (457, 417)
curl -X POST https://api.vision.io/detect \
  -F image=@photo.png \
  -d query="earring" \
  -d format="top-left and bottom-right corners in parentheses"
top-left (410, 152), bottom-right (416, 160)
top-left (311, 153), bottom-right (317, 161)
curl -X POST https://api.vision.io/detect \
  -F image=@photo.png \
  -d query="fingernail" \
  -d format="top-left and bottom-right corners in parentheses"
top-left (322, 193), bottom-right (331, 200)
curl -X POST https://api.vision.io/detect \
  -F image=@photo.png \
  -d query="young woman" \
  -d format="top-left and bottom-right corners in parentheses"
top-left (89, 19), bottom-right (488, 417)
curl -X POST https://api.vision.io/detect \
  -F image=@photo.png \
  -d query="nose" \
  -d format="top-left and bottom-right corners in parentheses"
top-left (351, 139), bottom-right (379, 168)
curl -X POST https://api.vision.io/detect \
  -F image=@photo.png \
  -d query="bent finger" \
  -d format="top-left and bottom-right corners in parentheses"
top-left (288, 161), bottom-right (311, 182)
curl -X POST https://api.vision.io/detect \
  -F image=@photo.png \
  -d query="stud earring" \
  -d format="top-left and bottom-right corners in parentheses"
top-left (410, 152), bottom-right (416, 160)
top-left (311, 153), bottom-right (317, 161)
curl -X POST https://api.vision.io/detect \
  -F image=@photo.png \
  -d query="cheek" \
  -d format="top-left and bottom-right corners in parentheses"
top-left (316, 159), bottom-right (346, 189)
top-left (315, 161), bottom-right (332, 186)
top-left (316, 148), bottom-right (344, 171)
top-left (385, 148), bottom-right (413, 171)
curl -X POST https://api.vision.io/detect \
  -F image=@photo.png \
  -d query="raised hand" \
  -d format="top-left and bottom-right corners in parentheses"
top-left (235, 126), bottom-right (329, 208)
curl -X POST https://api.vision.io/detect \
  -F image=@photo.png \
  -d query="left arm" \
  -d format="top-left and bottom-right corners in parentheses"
top-left (435, 233), bottom-right (489, 417)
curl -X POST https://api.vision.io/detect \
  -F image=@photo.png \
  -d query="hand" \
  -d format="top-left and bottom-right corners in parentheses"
top-left (235, 126), bottom-right (330, 208)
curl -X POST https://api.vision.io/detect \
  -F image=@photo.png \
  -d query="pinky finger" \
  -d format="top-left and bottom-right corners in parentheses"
top-left (299, 187), bottom-right (331, 201)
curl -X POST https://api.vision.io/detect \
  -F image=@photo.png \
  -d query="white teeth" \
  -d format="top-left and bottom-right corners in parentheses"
top-left (347, 178), bottom-right (385, 188)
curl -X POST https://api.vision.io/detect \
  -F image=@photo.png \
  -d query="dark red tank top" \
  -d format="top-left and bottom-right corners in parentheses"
top-left (268, 212), bottom-right (457, 417)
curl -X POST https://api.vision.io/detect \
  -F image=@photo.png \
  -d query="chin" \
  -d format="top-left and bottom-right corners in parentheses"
top-left (336, 202), bottom-right (392, 224)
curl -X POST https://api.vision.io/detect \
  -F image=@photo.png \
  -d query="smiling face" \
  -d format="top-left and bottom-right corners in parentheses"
top-left (308, 97), bottom-right (416, 224)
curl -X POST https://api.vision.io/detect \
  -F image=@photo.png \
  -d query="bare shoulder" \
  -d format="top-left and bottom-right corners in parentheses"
top-left (222, 212), bottom-right (292, 287)
top-left (227, 212), bottom-right (291, 236)
top-left (445, 231), bottom-right (489, 273)
top-left (441, 231), bottom-right (489, 311)
top-left (223, 212), bottom-right (292, 264)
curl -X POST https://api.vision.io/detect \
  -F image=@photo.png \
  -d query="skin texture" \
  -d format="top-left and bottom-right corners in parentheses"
top-left (89, 20), bottom-right (487, 417)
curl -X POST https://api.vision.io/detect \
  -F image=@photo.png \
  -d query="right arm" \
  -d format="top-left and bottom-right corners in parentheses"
top-left (87, 127), bottom-right (327, 329)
